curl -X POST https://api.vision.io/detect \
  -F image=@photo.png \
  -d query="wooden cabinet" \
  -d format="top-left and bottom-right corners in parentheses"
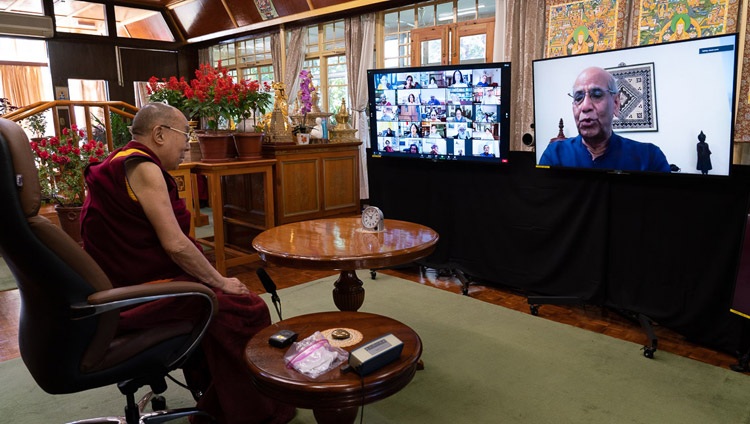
top-left (263, 142), bottom-right (361, 225)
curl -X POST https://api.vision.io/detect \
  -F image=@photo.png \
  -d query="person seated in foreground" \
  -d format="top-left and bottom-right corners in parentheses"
top-left (80, 102), bottom-right (295, 424)
top-left (539, 67), bottom-right (670, 172)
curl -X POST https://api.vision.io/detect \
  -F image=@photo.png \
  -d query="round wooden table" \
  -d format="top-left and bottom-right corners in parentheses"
top-left (245, 311), bottom-right (422, 424)
top-left (252, 217), bottom-right (439, 311)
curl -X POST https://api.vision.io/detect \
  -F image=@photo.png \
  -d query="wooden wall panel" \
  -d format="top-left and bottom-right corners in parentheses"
top-left (172, 0), bottom-right (234, 40)
top-left (271, 0), bottom-right (312, 16)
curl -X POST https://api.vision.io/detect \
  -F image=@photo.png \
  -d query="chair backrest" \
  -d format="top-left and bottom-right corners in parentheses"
top-left (0, 118), bottom-right (119, 393)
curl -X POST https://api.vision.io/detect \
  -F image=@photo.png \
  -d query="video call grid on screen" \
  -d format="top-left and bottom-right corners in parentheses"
top-left (368, 63), bottom-right (511, 163)
top-left (532, 33), bottom-right (738, 176)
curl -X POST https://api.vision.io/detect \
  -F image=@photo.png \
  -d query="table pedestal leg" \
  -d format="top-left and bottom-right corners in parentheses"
top-left (313, 406), bottom-right (359, 424)
top-left (332, 270), bottom-right (365, 311)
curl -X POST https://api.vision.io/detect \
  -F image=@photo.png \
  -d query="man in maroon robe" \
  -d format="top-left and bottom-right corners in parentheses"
top-left (81, 102), bottom-right (294, 424)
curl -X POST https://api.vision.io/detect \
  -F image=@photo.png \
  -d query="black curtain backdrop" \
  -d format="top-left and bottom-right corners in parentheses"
top-left (367, 151), bottom-right (750, 353)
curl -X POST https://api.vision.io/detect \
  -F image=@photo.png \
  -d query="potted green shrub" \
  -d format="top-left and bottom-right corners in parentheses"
top-left (23, 112), bottom-right (47, 140)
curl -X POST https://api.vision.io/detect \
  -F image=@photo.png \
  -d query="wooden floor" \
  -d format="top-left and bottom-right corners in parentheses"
top-left (0, 257), bottom-right (741, 371)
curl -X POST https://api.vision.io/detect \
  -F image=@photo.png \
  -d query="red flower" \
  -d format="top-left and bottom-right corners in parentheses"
top-left (29, 126), bottom-right (109, 206)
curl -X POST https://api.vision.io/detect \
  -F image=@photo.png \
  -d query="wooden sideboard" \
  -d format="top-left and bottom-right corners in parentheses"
top-left (262, 141), bottom-right (361, 225)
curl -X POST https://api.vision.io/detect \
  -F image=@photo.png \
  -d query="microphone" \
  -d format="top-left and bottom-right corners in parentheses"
top-left (256, 268), bottom-right (283, 321)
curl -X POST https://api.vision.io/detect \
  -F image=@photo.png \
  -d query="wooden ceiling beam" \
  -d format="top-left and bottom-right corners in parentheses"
top-left (187, 0), bottom-right (390, 43)
top-left (219, 0), bottom-right (238, 28)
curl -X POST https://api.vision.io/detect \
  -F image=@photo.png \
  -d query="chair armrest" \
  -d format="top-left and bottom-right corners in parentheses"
top-left (75, 281), bottom-right (219, 370)
top-left (71, 281), bottom-right (218, 320)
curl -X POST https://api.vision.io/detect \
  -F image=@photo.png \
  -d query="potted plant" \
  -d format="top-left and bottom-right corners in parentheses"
top-left (23, 112), bottom-right (48, 140)
top-left (29, 125), bottom-right (108, 243)
top-left (292, 70), bottom-right (315, 144)
top-left (146, 76), bottom-right (191, 118)
top-left (183, 62), bottom-right (238, 162)
top-left (92, 110), bottom-right (132, 150)
top-left (0, 98), bottom-right (17, 116)
top-left (233, 78), bottom-right (272, 160)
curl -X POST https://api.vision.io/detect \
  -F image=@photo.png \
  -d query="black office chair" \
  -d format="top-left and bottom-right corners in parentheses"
top-left (0, 117), bottom-right (218, 423)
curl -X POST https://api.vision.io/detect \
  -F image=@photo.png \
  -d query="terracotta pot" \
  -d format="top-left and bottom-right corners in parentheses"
top-left (55, 204), bottom-right (83, 245)
top-left (234, 132), bottom-right (264, 160)
top-left (196, 131), bottom-right (237, 163)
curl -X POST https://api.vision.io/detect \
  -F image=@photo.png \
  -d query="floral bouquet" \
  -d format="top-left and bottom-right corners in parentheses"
top-left (30, 125), bottom-right (108, 206)
top-left (293, 69), bottom-right (315, 136)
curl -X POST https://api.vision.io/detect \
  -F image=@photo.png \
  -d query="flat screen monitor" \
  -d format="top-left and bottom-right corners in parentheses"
top-left (367, 62), bottom-right (511, 163)
top-left (533, 33), bottom-right (739, 176)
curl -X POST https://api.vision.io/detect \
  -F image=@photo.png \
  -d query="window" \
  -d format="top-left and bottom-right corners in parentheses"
top-left (68, 78), bottom-right (108, 129)
top-left (302, 20), bottom-right (348, 114)
top-left (211, 35), bottom-right (275, 114)
top-left (212, 35), bottom-right (274, 84)
top-left (0, 38), bottom-right (52, 106)
top-left (381, 0), bottom-right (497, 68)
top-left (383, 9), bottom-right (414, 68)
top-left (114, 6), bottom-right (174, 42)
top-left (54, 1), bottom-right (107, 36)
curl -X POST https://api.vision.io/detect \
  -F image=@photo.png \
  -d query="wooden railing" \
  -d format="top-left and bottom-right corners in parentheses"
top-left (2, 100), bottom-right (139, 151)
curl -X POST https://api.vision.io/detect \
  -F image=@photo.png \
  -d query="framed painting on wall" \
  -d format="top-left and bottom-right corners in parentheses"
top-left (605, 62), bottom-right (657, 132)
top-left (632, 0), bottom-right (740, 46)
top-left (544, 0), bottom-right (626, 58)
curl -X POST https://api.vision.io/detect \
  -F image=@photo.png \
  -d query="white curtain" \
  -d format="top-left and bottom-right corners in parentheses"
top-left (345, 13), bottom-right (375, 200)
top-left (134, 81), bottom-right (150, 107)
top-left (283, 28), bottom-right (306, 113)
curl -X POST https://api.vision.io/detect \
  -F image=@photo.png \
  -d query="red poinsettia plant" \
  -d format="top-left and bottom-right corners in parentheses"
top-left (183, 62), bottom-right (238, 131)
top-left (146, 75), bottom-right (191, 115)
top-left (235, 78), bottom-right (272, 132)
top-left (30, 125), bottom-right (108, 206)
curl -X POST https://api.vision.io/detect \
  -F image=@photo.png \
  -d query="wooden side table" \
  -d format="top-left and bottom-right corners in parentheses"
top-left (245, 311), bottom-right (422, 424)
top-left (252, 217), bottom-right (439, 311)
top-left (191, 159), bottom-right (276, 275)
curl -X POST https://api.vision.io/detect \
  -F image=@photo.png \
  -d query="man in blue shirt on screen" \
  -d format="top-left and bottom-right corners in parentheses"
top-left (539, 67), bottom-right (670, 173)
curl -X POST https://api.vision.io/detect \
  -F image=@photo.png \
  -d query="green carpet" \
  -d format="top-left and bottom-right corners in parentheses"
top-left (2, 274), bottom-right (750, 423)
top-left (0, 256), bottom-right (16, 292)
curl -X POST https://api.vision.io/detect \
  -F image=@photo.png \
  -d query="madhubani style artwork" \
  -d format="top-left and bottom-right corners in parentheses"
top-left (545, 0), bottom-right (625, 58)
top-left (606, 63), bottom-right (658, 132)
top-left (635, 0), bottom-right (738, 45)
top-left (254, 0), bottom-right (279, 20)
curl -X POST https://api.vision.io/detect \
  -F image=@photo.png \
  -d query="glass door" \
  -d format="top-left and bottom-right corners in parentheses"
top-left (410, 26), bottom-right (448, 67)
top-left (411, 18), bottom-right (494, 66)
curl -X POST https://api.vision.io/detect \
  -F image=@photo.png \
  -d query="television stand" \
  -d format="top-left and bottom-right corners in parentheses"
top-left (527, 296), bottom-right (659, 358)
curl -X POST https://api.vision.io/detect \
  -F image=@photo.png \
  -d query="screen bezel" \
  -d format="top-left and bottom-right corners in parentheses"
top-left (367, 62), bottom-right (512, 164)
top-left (532, 33), bottom-right (739, 177)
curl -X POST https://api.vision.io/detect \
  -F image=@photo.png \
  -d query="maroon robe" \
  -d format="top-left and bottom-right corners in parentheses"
top-left (82, 141), bottom-right (294, 424)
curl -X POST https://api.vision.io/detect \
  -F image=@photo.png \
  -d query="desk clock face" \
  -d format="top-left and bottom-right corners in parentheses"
top-left (362, 206), bottom-right (384, 230)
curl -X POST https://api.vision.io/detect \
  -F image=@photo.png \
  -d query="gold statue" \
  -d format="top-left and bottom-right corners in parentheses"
top-left (334, 98), bottom-right (351, 130)
top-left (258, 81), bottom-right (291, 133)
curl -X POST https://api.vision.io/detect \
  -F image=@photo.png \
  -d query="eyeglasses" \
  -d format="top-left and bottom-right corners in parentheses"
top-left (568, 88), bottom-right (617, 105)
top-left (159, 125), bottom-right (191, 142)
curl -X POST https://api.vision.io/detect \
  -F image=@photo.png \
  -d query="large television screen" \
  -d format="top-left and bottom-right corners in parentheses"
top-left (367, 62), bottom-right (511, 164)
top-left (533, 33), bottom-right (739, 176)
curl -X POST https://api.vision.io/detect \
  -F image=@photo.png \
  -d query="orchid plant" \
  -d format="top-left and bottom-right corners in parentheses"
top-left (293, 69), bottom-right (315, 135)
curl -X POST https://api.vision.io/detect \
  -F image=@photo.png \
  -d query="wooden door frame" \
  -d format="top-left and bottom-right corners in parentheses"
top-left (411, 18), bottom-right (495, 66)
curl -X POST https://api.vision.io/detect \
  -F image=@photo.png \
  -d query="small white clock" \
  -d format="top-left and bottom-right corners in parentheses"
top-left (361, 206), bottom-right (384, 231)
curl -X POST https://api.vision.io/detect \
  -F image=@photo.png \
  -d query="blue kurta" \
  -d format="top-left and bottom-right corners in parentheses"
top-left (539, 133), bottom-right (671, 173)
